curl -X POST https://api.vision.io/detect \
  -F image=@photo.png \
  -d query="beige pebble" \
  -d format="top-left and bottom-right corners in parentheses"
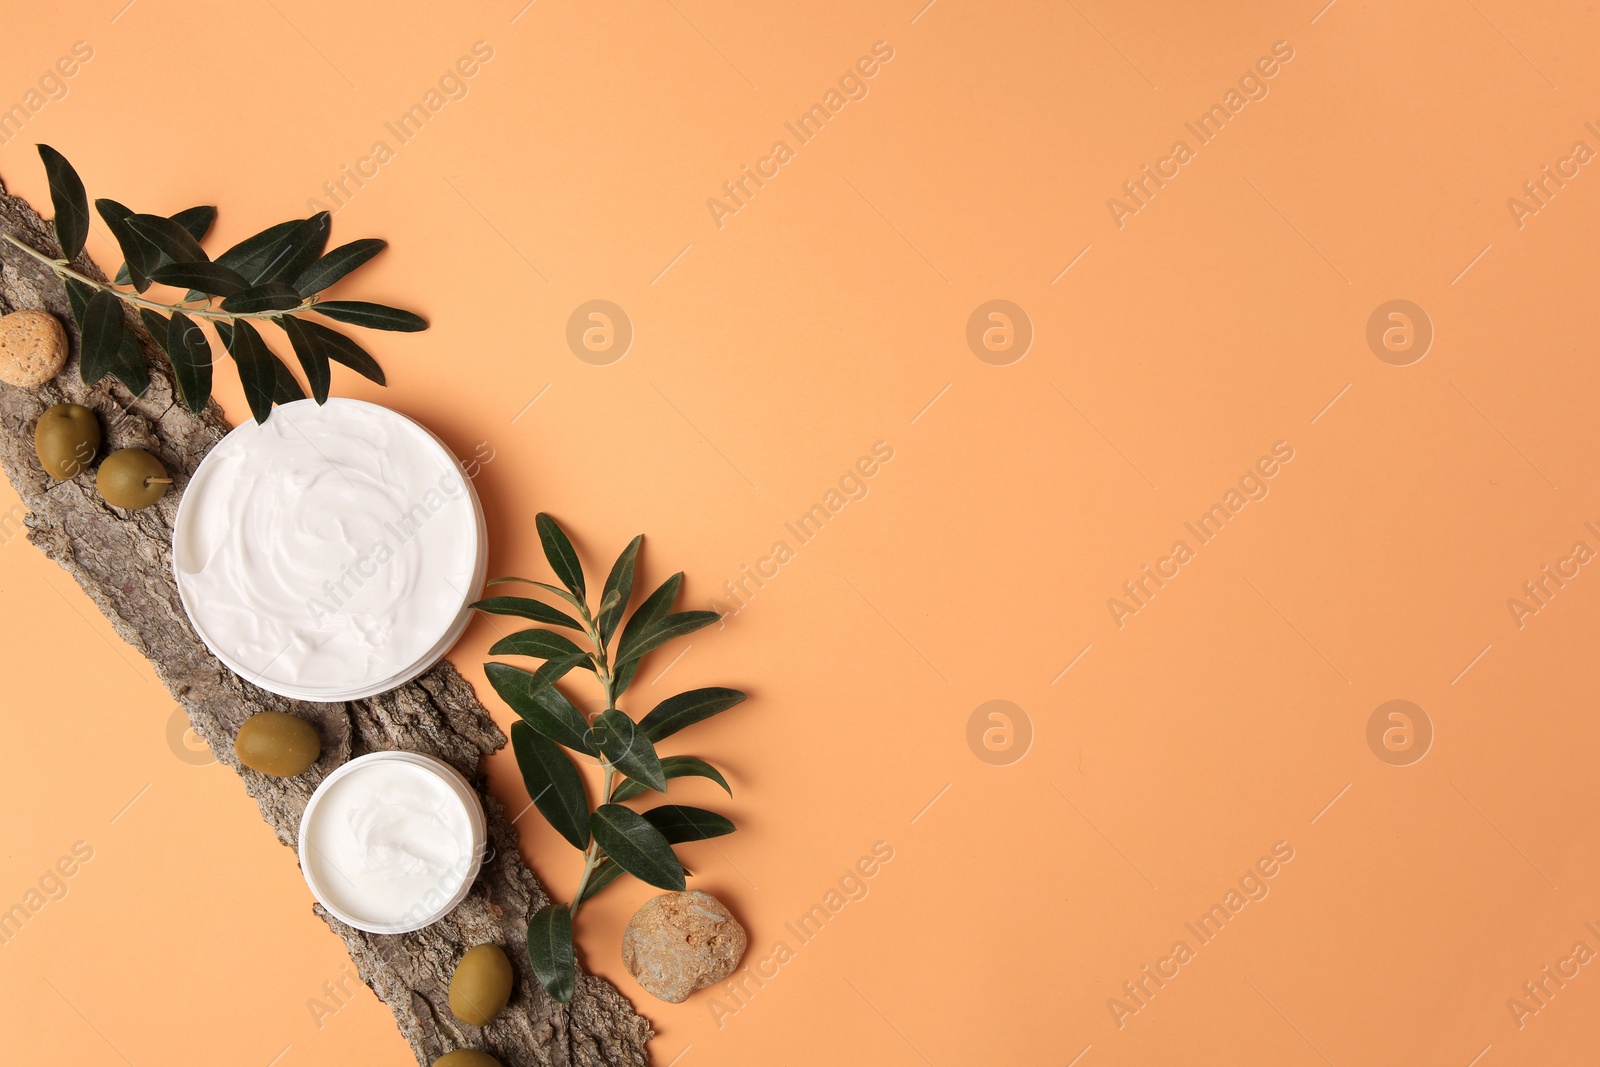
top-left (0, 310), bottom-right (68, 388)
top-left (621, 890), bottom-right (746, 1004)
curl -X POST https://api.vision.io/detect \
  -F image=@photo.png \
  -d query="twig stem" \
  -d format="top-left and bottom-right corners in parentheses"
top-left (0, 230), bottom-right (318, 322)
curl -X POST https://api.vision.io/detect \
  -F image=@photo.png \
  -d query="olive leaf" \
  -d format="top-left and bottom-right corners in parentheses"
top-left (579, 851), bottom-right (700, 902)
top-left (611, 572), bottom-right (683, 695)
top-left (216, 219), bottom-right (302, 281)
top-left (511, 721), bottom-right (591, 850)
top-left (272, 355), bottom-right (305, 404)
top-left (526, 903), bottom-right (576, 1004)
top-left (531, 652), bottom-right (588, 692)
top-left (110, 329), bottom-right (150, 396)
top-left (166, 311), bottom-right (213, 414)
top-left (72, 280), bottom-right (145, 397)
top-left (36, 145), bottom-right (89, 260)
top-left (488, 627), bottom-right (592, 664)
top-left (138, 309), bottom-right (169, 350)
top-left (221, 282), bottom-right (302, 314)
top-left (623, 573), bottom-right (682, 635)
top-left (294, 238), bottom-right (385, 295)
top-left (640, 687), bottom-right (748, 743)
top-left (616, 610), bottom-right (721, 668)
top-left (590, 804), bottom-right (685, 891)
top-left (63, 278), bottom-right (93, 329)
top-left (126, 212), bottom-right (210, 264)
top-left (486, 576), bottom-right (587, 613)
top-left (597, 535), bottom-right (642, 646)
top-left (149, 261), bottom-right (249, 297)
top-left (471, 595), bottom-right (585, 632)
top-left (95, 199), bottom-right (158, 292)
top-left (536, 513), bottom-right (586, 600)
top-left (255, 212), bottom-right (331, 286)
top-left (314, 300), bottom-right (427, 332)
top-left (79, 290), bottom-right (124, 385)
top-left (576, 859), bottom-right (625, 905)
top-left (278, 314), bottom-right (331, 404)
top-left (485, 663), bottom-right (595, 755)
top-left (611, 755), bottom-right (731, 803)
top-left (117, 206), bottom-right (216, 286)
top-left (643, 804), bottom-right (735, 842)
top-left (223, 320), bottom-right (284, 424)
top-left (278, 317), bottom-right (386, 387)
top-left (610, 659), bottom-right (640, 700)
top-left (592, 709), bottom-right (665, 793)
top-left (169, 205), bottom-right (217, 241)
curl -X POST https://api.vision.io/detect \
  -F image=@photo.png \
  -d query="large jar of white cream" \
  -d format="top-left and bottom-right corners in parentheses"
top-left (172, 398), bottom-right (487, 701)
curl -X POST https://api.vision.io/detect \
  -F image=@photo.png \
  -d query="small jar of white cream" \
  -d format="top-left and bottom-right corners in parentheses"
top-left (298, 751), bottom-right (487, 934)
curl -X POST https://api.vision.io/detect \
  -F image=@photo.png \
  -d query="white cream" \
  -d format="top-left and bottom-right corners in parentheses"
top-left (173, 398), bottom-right (483, 699)
top-left (299, 752), bottom-right (485, 932)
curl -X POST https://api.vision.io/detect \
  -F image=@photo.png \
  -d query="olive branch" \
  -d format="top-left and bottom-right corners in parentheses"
top-left (0, 144), bottom-right (426, 423)
top-left (474, 514), bottom-right (745, 1003)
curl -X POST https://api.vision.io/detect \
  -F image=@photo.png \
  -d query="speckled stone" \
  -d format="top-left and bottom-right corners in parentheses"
top-left (0, 310), bottom-right (67, 387)
top-left (621, 890), bottom-right (746, 1004)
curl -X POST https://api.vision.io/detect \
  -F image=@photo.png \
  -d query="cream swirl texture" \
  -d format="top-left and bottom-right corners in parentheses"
top-left (302, 758), bottom-right (474, 927)
top-left (174, 399), bottom-right (478, 694)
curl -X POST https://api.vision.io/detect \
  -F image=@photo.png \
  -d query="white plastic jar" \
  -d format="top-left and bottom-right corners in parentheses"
top-left (172, 398), bottom-right (487, 701)
top-left (297, 751), bottom-right (487, 934)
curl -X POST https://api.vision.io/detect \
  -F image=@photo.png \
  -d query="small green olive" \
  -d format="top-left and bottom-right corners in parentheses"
top-left (234, 712), bottom-right (321, 776)
top-left (432, 1052), bottom-right (502, 1067)
top-left (96, 447), bottom-right (170, 510)
top-left (34, 403), bottom-right (101, 479)
top-left (449, 944), bottom-right (513, 1026)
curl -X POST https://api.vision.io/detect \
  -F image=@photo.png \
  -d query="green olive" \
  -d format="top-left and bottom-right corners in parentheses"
top-left (96, 448), bottom-right (169, 510)
top-left (234, 712), bottom-right (321, 776)
top-left (432, 1053), bottom-right (502, 1067)
top-left (34, 403), bottom-right (101, 479)
top-left (449, 944), bottom-right (513, 1026)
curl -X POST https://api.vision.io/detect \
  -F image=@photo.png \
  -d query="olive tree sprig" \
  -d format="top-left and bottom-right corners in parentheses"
top-left (1, 145), bottom-right (426, 423)
top-left (473, 514), bottom-right (745, 1004)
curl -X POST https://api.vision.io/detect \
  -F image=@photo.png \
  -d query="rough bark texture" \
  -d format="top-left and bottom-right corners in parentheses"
top-left (0, 174), bottom-right (653, 1067)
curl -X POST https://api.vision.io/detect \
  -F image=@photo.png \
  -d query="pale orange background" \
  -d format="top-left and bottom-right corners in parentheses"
top-left (3, 1), bottom-right (1599, 1065)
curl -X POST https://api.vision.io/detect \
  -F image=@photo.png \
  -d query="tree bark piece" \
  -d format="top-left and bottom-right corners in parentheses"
top-left (0, 174), bottom-right (653, 1067)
